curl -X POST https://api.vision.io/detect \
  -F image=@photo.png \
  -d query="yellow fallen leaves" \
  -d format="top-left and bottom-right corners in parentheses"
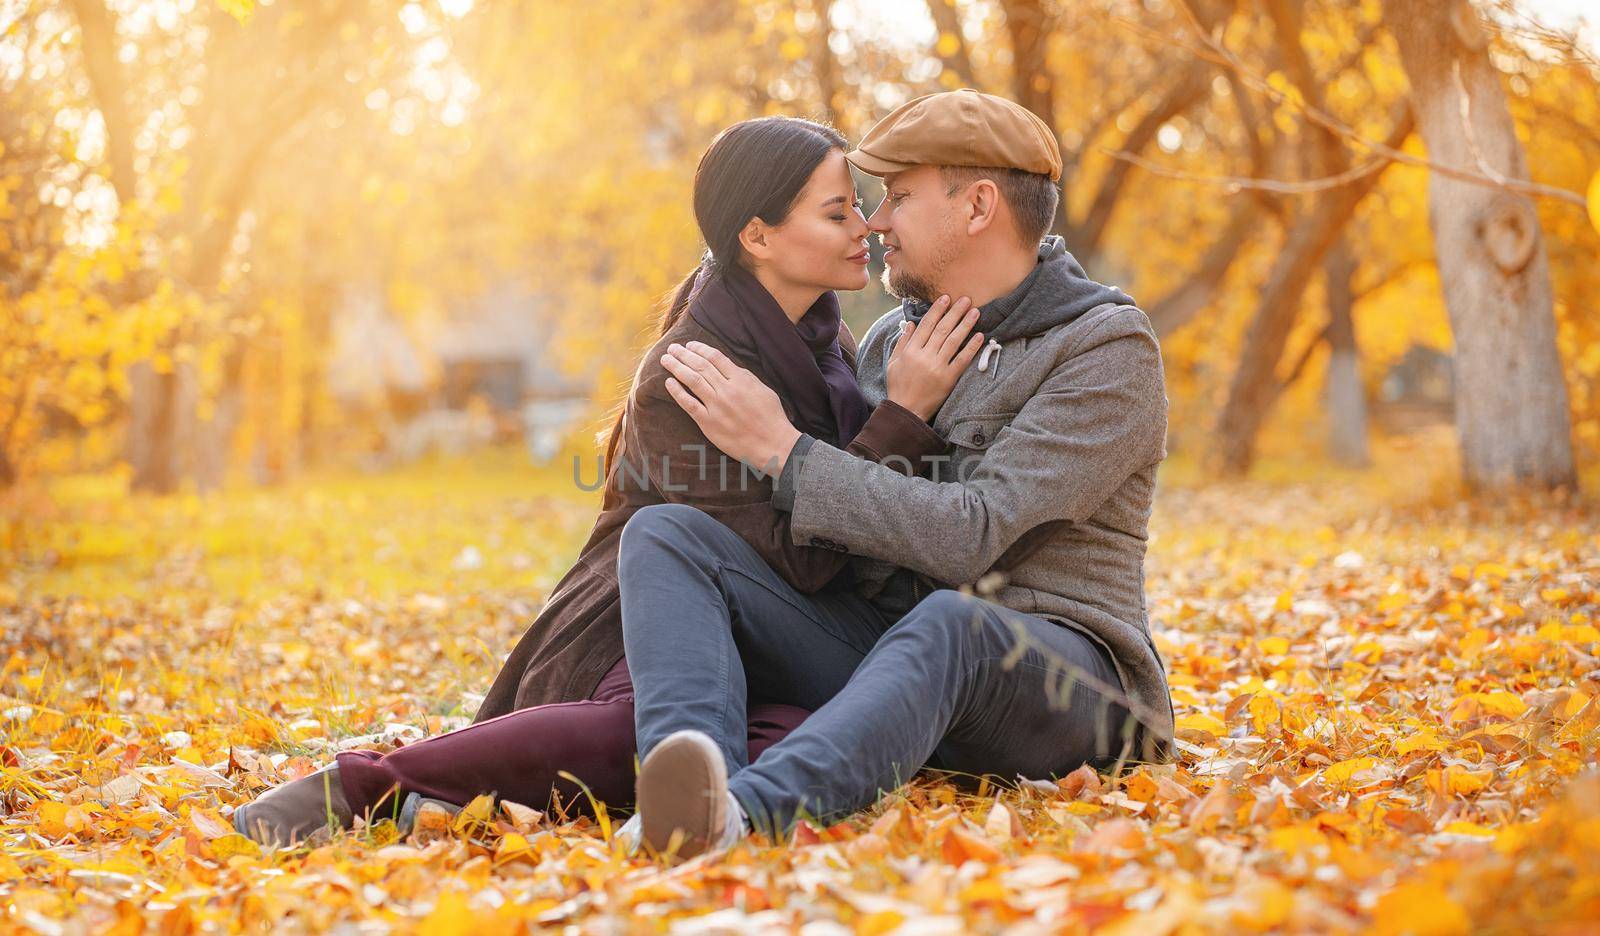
top-left (1450, 688), bottom-right (1528, 721)
top-left (1536, 620), bottom-right (1600, 643)
top-left (1371, 880), bottom-right (1472, 936)
top-left (1174, 712), bottom-right (1226, 737)
top-left (1, 458), bottom-right (1597, 933)
top-left (1322, 756), bottom-right (1382, 787)
top-left (34, 800), bottom-right (96, 839)
top-left (1427, 765), bottom-right (1494, 796)
top-left (1394, 729), bottom-right (1446, 755)
top-left (1255, 635), bottom-right (1289, 655)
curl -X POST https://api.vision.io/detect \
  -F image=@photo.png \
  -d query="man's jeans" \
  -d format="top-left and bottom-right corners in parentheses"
top-left (618, 503), bottom-right (1137, 835)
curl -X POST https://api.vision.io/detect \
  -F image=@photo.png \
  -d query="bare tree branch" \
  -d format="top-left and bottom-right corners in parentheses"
top-left (1075, 62), bottom-right (1212, 256)
top-left (1211, 103), bottom-right (1416, 475)
top-left (1118, 1), bottom-right (1590, 208)
top-left (1146, 196), bottom-right (1266, 338)
top-left (1098, 147), bottom-right (1394, 195)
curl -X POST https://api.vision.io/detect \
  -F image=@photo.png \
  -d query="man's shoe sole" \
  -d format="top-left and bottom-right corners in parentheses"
top-left (636, 730), bottom-right (728, 859)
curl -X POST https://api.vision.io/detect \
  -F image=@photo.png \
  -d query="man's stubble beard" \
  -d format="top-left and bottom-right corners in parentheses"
top-left (882, 263), bottom-right (938, 304)
top-left (881, 235), bottom-right (958, 305)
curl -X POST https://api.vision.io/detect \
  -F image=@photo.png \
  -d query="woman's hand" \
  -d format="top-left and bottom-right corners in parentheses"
top-left (885, 295), bottom-right (984, 421)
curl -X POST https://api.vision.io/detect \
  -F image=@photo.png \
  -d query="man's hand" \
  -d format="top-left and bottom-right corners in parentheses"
top-left (661, 341), bottom-right (802, 474)
top-left (885, 295), bottom-right (983, 421)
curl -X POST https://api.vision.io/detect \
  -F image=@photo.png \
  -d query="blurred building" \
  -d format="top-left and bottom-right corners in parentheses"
top-left (329, 282), bottom-right (590, 464)
top-left (1375, 344), bottom-right (1455, 434)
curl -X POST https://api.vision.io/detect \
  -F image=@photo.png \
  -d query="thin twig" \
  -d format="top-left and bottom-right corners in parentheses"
top-left (1113, 1), bottom-right (1589, 209)
top-left (1452, 58), bottom-right (1514, 191)
top-left (1098, 146), bottom-right (1393, 195)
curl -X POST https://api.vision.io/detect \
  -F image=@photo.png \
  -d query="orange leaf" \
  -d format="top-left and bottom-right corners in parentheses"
top-left (1371, 881), bottom-right (1470, 936)
top-left (1079, 818), bottom-right (1144, 855)
top-left (942, 825), bottom-right (1002, 865)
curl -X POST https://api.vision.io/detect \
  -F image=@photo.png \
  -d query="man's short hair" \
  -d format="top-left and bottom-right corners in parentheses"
top-left (938, 166), bottom-right (1059, 246)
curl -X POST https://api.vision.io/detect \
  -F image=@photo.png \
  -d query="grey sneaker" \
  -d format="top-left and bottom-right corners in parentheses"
top-left (233, 765), bottom-right (353, 847)
top-left (614, 812), bottom-right (644, 856)
top-left (635, 730), bottom-right (747, 860)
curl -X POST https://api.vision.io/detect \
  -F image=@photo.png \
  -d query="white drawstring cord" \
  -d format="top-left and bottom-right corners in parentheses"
top-left (977, 339), bottom-right (1002, 374)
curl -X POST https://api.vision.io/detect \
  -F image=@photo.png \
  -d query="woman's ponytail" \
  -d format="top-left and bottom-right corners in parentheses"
top-left (598, 262), bottom-right (705, 464)
top-left (656, 259), bottom-right (705, 339)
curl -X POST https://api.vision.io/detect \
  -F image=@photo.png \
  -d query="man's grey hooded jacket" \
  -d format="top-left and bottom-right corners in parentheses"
top-left (774, 235), bottom-right (1174, 760)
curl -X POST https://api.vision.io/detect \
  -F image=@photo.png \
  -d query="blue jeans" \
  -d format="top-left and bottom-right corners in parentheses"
top-left (618, 503), bottom-right (1135, 834)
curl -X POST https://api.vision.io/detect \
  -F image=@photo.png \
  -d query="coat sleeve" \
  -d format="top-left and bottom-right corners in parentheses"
top-left (623, 378), bottom-right (948, 594)
top-left (783, 310), bottom-right (1168, 586)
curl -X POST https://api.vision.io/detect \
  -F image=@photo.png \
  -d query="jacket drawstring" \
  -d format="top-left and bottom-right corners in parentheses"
top-left (977, 339), bottom-right (1002, 375)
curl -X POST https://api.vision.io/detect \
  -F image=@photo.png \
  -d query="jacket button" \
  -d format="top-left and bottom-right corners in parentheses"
top-left (972, 432), bottom-right (987, 446)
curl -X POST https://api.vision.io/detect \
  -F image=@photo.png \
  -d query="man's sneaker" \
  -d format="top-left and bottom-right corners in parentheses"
top-left (233, 765), bottom-right (353, 847)
top-left (614, 812), bottom-right (644, 856)
top-left (635, 729), bottom-right (748, 859)
top-left (633, 729), bottom-right (745, 864)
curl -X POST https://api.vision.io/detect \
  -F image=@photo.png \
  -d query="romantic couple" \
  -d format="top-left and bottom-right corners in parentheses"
top-left (234, 89), bottom-right (1174, 859)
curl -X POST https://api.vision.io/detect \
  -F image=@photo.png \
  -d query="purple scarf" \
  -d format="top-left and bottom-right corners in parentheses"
top-left (686, 264), bottom-right (869, 447)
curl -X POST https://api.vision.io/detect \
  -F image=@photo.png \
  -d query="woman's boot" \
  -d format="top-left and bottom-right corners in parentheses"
top-left (233, 765), bottom-right (353, 846)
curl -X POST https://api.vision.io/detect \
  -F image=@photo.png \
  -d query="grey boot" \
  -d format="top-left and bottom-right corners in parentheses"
top-left (233, 765), bottom-right (353, 846)
top-left (397, 792), bottom-right (461, 838)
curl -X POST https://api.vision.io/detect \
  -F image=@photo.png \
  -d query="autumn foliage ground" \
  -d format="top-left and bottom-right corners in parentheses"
top-left (2, 438), bottom-right (1598, 934)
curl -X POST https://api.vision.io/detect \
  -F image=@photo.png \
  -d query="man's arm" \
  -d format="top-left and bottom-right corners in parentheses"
top-left (630, 375), bottom-right (946, 594)
top-left (782, 311), bottom-right (1167, 586)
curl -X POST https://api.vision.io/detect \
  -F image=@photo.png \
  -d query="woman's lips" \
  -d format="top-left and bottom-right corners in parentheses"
top-left (847, 249), bottom-right (870, 265)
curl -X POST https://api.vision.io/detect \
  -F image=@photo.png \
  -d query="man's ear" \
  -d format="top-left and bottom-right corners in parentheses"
top-left (963, 178), bottom-right (1001, 237)
top-left (738, 218), bottom-right (774, 262)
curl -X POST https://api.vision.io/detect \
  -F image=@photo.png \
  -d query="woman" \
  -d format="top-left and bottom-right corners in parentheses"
top-left (234, 116), bottom-right (982, 845)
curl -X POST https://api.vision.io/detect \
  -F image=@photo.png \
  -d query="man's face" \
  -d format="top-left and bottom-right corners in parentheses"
top-left (865, 165), bottom-right (961, 304)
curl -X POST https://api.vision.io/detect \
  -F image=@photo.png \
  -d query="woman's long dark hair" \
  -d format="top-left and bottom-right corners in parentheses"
top-left (601, 116), bottom-right (848, 463)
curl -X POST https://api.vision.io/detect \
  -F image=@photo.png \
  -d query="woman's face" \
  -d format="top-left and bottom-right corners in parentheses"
top-left (757, 149), bottom-right (872, 293)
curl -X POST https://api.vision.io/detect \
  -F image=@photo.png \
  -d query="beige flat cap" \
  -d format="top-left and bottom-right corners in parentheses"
top-left (846, 88), bottom-right (1062, 182)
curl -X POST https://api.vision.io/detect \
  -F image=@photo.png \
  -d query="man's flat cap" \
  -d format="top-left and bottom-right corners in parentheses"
top-left (846, 88), bottom-right (1062, 182)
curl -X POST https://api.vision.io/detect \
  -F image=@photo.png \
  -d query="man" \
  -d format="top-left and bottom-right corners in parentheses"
top-left (622, 89), bottom-right (1172, 857)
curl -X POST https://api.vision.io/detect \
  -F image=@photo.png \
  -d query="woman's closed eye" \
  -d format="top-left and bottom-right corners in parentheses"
top-left (831, 199), bottom-right (864, 222)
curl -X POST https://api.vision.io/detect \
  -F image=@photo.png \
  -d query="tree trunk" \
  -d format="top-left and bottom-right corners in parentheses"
top-left (1383, 0), bottom-right (1575, 490)
top-left (926, 0), bottom-right (977, 89)
top-left (999, 0), bottom-right (1063, 232)
top-left (1322, 239), bottom-right (1371, 467)
top-left (810, 0), bottom-right (839, 124)
top-left (1212, 107), bottom-right (1413, 476)
top-left (127, 362), bottom-right (182, 494)
top-left (65, 0), bottom-right (137, 204)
